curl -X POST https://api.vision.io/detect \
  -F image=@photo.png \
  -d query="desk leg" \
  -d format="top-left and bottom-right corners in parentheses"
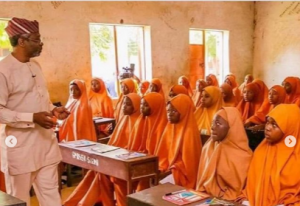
top-left (127, 181), bottom-right (133, 195)
top-left (57, 162), bottom-right (63, 196)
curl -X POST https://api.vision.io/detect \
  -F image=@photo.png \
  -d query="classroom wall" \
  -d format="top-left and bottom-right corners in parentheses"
top-left (0, 1), bottom-right (254, 104)
top-left (253, 2), bottom-right (300, 87)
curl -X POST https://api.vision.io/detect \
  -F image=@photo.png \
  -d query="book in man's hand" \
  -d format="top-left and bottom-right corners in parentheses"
top-left (162, 189), bottom-right (210, 205)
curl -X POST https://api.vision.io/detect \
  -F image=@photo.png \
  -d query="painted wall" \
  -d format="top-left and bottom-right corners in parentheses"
top-left (253, 1), bottom-right (300, 87)
top-left (0, 1), bottom-right (254, 104)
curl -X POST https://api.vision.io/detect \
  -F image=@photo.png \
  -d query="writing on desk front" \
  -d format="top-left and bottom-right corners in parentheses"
top-left (72, 151), bottom-right (99, 166)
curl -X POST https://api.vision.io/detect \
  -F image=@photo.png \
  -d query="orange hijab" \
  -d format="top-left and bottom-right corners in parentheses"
top-left (221, 83), bottom-right (238, 107)
top-left (149, 78), bottom-right (165, 100)
top-left (89, 77), bottom-right (114, 118)
top-left (178, 76), bottom-right (193, 97)
top-left (59, 79), bottom-right (96, 142)
top-left (207, 74), bottom-right (219, 87)
top-left (242, 104), bottom-right (300, 206)
top-left (194, 86), bottom-right (223, 135)
top-left (108, 93), bottom-right (141, 148)
top-left (127, 92), bottom-right (167, 154)
top-left (239, 74), bottom-right (254, 92)
top-left (225, 75), bottom-right (241, 101)
top-left (192, 79), bottom-right (207, 108)
top-left (196, 108), bottom-right (252, 200)
top-left (139, 80), bottom-right (150, 96)
top-left (237, 82), bottom-right (266, 123)
top-left (114, 78), bottom-right (136, 123)
top-left (169, 85), bottom-right (188, 96)
top-left (156, 94), bottom-right (202, 189)
top-left (284, 77), bottom-right (300, 107)
top-left (246, 85), bottom-right (286, 125)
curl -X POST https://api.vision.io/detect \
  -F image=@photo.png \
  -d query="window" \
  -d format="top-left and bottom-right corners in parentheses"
top-left (0, 19), bottom-right (11, 61)
top-left (89, 24), bottom-right (152, 98)
top-left (189, 29), bottom-right (229, 86)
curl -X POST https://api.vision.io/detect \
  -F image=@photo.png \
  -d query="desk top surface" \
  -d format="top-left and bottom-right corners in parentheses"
top-left (127, 183), bottom-right (244, 206)
top-left (0, 191), bottom-right (26, 206)
top-left (59, 141), bottom-right (157, 163)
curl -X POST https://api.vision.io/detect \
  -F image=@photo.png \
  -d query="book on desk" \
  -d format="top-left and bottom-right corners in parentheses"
top-left (163, 190), bottom-right (210, 205)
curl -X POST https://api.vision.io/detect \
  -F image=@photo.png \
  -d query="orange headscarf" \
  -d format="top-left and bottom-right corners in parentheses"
top-left (225, 75), bottom-right (241, 101)
top-left (237, 82), bottom-right (267, 123)
top-left (221, 83), bottom-right (238, 107)
top-left (139, 80), bottom-right (150, 96)
top-left (283, 77), bottom-right (300, 107)
top-left (169, 85), bottom-right (188, 96)
top-left (239, 74), bottom-right (254, 92)
top-left (108, 93), bottom-right (141, 148)
top-left (194, 86), bottom-right (223, 135)
top-left (207, 74), bottom-right (219, 87)
top-left (192, 79), bottom-right (207, 108)
top-left (156, 94), bottom-right (202, 189)
top-left (114, 78), bottom-right (136, 123)
top-left (196, 108), bottom-right (252, 200)
top-left (242, 104), bottom-right (300, 206)
top-left (149, 78), bottom-right (165, 100)
top-left (59, 79), bottom-right (96, 142)
top-left (178, 76), bottom-right (193, 97)
top-left (89, 77), bottom-right (114, 118)
top-left (127, 92), bottom-right (167, 154)
top-left (246, 85), bottom-right (286, 125)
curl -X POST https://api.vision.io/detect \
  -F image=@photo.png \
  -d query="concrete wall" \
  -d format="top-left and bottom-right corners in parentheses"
top-left (0, 1), bottom-right (254, 104)
top-left (253, 1), bottom-right (300, 87)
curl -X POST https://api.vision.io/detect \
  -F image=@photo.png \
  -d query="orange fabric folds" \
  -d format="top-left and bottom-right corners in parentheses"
top-left (284, 77), bottom-right (300, 107)
top-left (192, 79), bottom-right (207, 107)
top-left (221, 83), bottom-right (238, 107)
top-left (59, 79), bottom-right (96, 142)
top-left (246, 85), bottom-right (286, 124)
top-left (108, 93), bottom-right (141, 148)
top-left (194, 86), bottom-right (223, 135)
top-left (208, 74), bottom-right (219, 87)
top-left (237, 81), bottom-right (267, 123)
top-left (178, 76), bottom-right (193, 96)
top-left (139, 80), bottom-right (150, 96)
top-left (196, 107), bottom-right (252, 200)
top-left (242, 104), bottom-right (300, 206)
top-left (150, 78), bottom-right (165, 99)
top-left (89, 77), bottom-right (114, 118)
top-left (170, 85), bottom-right (188, 96)
top-left (114, 78), bottom-right (136, 122)
top-left (156, 94), bottom-right (202, 189)
top-left (127, 92), bottom-right (167, 154)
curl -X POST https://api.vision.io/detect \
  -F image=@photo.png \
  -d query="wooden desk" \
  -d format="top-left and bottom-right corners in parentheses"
top-left (59, 142), bottom-right (159, 194)
top-left (127, 183), bottom-right (245, 206)
top-left (0, 191), bottom-right (26, 206)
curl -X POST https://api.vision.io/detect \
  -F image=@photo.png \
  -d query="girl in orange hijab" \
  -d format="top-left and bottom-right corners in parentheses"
top-left (238, 104), bottom-right (300, 206)
top-left (106, 92), bottom-right (167, 206)
top-left (282, 76), bottom-right (300, 107)
top-left (197, 107), bottom-right (252, 200)
top-left (114, 78), bottom-right (136, 123)
top-left (237, 81), bottom-right (267, 123)
top-left (63, 93), bottom-right (141, 206)
top-left (225, 75), bottom-right (241, 101)
top-left (221, 83), bottom-right (238, 107)
top-left (59, 79), bottom-right (96, 142)
top-left (194, 86), bottom-right (223, 136)
top-left (178, 75), bottom-right (193, 97)
top-left (138, 80), bottom-right (150, 97)
top-left (128, 92), bottom-right (167, 154)
top-left (156, 94), bottom-right (202, 189)
top-left (192, 79), bottom-right (207, 107)
top-left (168, 85), bottom-right (188, 99)
top-left (245, 85), bottom-right (287, 130)
top-left (206, 74), bottom-right (219, 87)
top-left (239, 74), bottom-right (254, 92)
top-left (148, 78), bottom-right (165, 100)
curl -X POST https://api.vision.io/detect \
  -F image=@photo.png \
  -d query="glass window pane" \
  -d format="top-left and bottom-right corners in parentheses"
top-left (205, 31), bottom-right (223, 83)
top-left (89, 24), bottom-right (118, 98)
top-left (0, 19), bottom-right (11, 61)
top-left (116, 26), bottom-right (144, 81)
top-left (189, 30), bottom-right (203, 45)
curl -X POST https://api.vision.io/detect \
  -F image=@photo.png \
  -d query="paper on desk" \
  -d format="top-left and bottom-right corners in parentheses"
top-left (242, 201), bottom-right (250, 206)
top-left (159, 174), bottom-right (175, 184)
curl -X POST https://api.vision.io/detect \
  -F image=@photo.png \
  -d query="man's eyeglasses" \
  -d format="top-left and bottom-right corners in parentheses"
top-left (26, 38), bottom-right (42, 44)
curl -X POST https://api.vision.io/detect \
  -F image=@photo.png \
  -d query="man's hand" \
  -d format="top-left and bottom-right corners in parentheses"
top-left (52, 107), bottom-right (70, 120)
top-left (33, 112), bottom-right (56, 129)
